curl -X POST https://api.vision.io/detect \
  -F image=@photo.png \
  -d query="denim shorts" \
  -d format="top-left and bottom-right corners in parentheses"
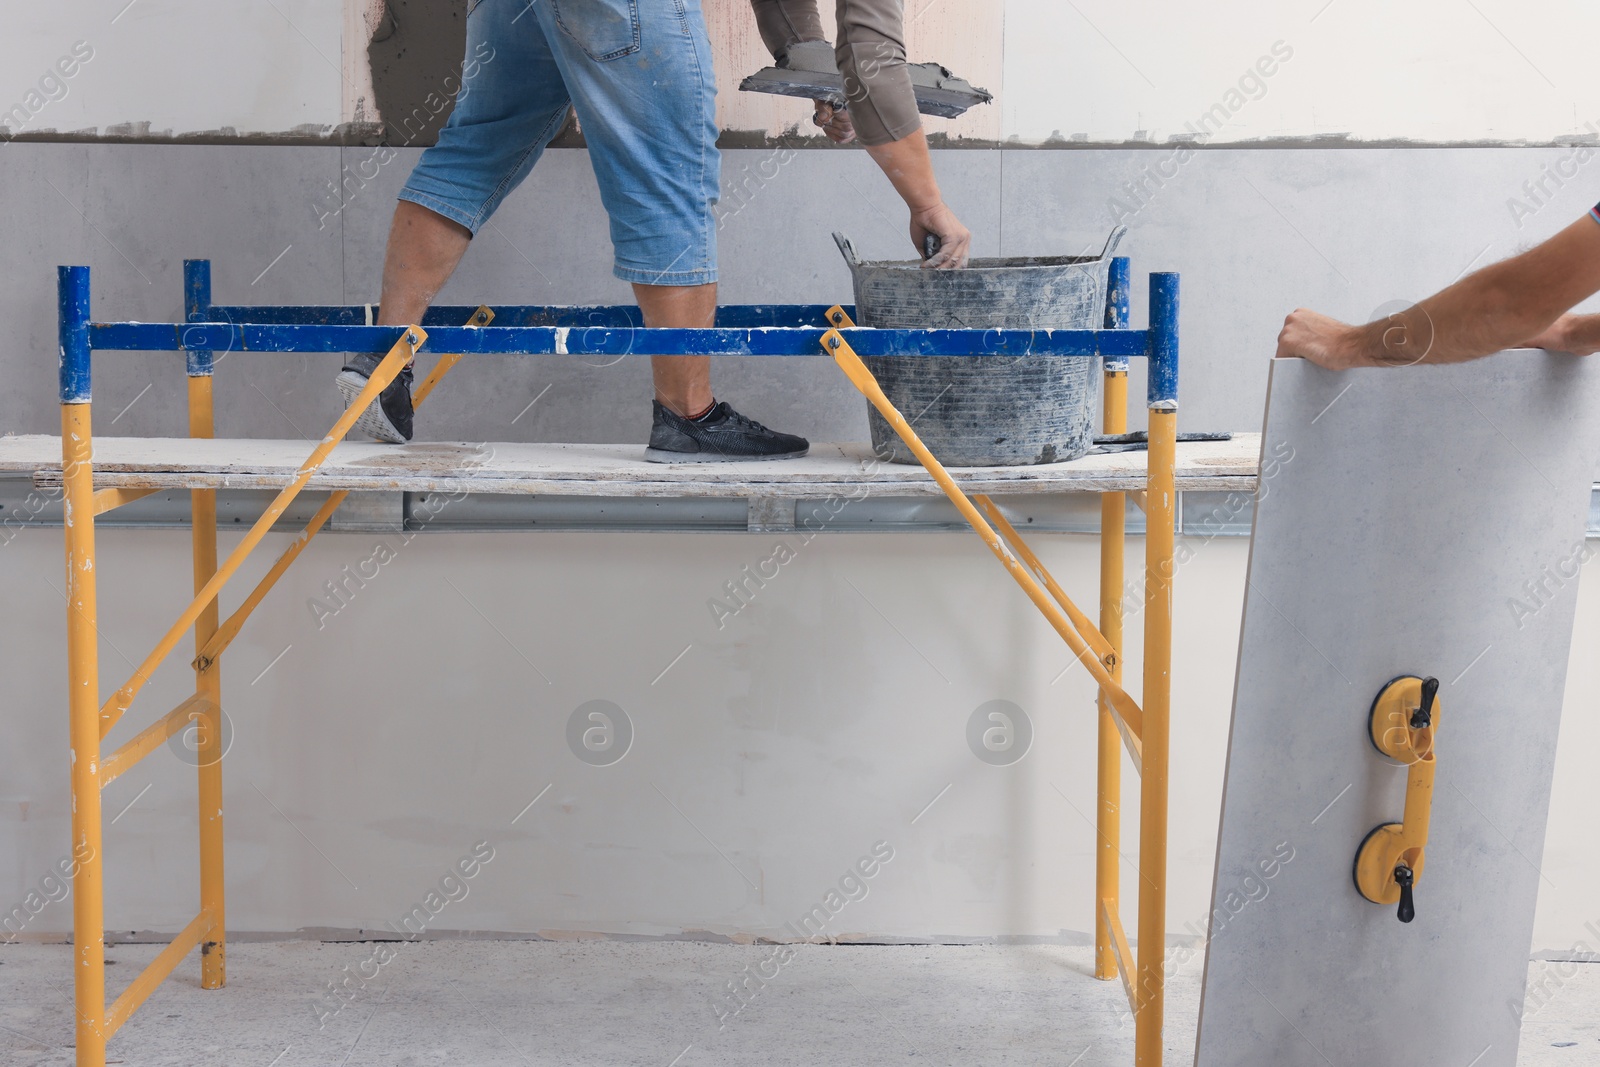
top-left (399, 0), bottom-right (721, 286)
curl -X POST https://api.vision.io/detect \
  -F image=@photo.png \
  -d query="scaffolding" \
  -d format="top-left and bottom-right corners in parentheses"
top-left (54, 256), bottom-right (1179, 1066)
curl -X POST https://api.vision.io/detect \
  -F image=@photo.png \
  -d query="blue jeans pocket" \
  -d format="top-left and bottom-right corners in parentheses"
top-left (550, 0), bottom-right (641, 61)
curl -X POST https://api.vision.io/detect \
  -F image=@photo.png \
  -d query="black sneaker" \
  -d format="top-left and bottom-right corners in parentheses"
top-left (336, 352), bottom-right (414, 444)
top-left (645, 400), bottom-right (809, 463)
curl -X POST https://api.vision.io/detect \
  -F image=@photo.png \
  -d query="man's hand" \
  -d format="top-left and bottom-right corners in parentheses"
top-left (911, 202), bottom-right (971, 269)
top-left (813, 101), bottom-right (855, 144)
top-left (1523, 314), bottom-right (1574, 353)
top-left (1275, 309), bottom-right (1369, 369)
top-left (858, 129), bottom-right (971, 269)
top-left (1523, 312), bottom-right (1600, 355)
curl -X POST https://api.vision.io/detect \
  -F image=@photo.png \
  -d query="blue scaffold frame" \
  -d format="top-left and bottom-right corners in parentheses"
top-left (50, 252), bottom-right (1184, 1067)
top-left (59, 257), bottom-right (1177, 410)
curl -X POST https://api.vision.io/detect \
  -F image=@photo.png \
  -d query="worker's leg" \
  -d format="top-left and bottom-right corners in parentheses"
top-left (375, 201), bottom-right (472, 330)
top-left (635, 281), bottom-right (715, 416)
top-left (339, 0), bottom-right (573, 443)
top-left (538, 0), bottom-right (808, 459)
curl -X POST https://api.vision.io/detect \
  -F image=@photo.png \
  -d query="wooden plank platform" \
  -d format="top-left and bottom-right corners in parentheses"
top-left (0, 434), bottom-right (1260, 498)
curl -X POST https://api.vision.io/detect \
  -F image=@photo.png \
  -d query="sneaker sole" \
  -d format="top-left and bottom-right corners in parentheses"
top-left (336, 370), bottom-right (410, 444)
top-left (643, 446), bottom-right (810, 464)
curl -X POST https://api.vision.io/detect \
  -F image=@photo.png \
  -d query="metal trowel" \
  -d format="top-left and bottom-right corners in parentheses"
top-left (739, 40), bottom-right (992, 120)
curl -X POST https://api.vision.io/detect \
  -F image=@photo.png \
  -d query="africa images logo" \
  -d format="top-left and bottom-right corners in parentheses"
top-left (566, 699), bottom-right (633, 767)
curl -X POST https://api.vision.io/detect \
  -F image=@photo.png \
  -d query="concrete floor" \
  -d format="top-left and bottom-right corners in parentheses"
top-left (1, 941), bottom-right (1597, 1066)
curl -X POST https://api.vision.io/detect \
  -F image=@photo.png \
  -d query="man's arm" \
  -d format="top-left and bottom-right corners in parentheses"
top-left (859, 131), bottom-right (970, 268)
top-left (749, 0), bottom-right (825, 65)
top-left (748, 0), bottom-right (971, 268)
top-left (1277, 213), bottom-right (1600, 368)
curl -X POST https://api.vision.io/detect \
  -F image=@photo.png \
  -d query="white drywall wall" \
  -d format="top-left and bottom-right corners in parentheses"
top-left (4, 1), bottom-right (1600, 143)
top-left (0, 1), bottom-right (344, 137)
top-left (1, 526), bottom-right (1596, 951)
top-left (1002, 0), bottom-right (1600, 145)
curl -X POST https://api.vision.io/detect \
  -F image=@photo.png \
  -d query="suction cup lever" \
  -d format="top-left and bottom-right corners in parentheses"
top-left (922, 233), bottom-right (942, 261)
top-left (1411, 676), bottom-right (1438, 730)
top-left (1393, 863), bottom-right (1415, 923)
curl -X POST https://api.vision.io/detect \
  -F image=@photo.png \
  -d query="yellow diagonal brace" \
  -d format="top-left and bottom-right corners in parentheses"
top-left (1101, 897), bottom-right (1140, 1019)
top-left (93, 486), bottom-right (159, 515)
top-left (195, 492), bottom-right (344, 673)
top-left (823, 327), bottom-right (1145, 735)
top-left (974, 493), bottom-right (1116, 664)
top-left (101, 327), bottom-right (426, 737)
top-left (1110, 699), bottom-right (1143, 773)
top-left (974, 493), bottom-right (1137, 739)
top-left (194, 308), bottom-right (492, 672)
top-left (104, 908), bottom-right (214, 1037)
top-left (414, 305), bottom-right (493, 405)
top-left (99, 694), bottom-right (216, 787)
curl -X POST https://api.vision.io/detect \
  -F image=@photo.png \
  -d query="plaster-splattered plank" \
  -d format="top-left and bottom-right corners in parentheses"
top-left (1, 434), bottom-right (1259, 497)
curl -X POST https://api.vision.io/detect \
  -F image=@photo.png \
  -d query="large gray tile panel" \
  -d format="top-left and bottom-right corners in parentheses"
top-left (8, 145), bottom-right (1600, 447)
top-left (1194, 354), bottom-right (1600, 1066)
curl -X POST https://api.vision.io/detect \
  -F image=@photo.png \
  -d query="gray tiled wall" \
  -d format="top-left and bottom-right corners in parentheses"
top-left (2, 144), bottom-right (1594, 444)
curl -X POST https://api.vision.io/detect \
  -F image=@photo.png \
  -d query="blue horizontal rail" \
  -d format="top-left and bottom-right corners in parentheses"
top-left (59, 258), bottom-right (1180, 409)
top-left (206, 303), bottom-right (853, 329)
top-left (88, 322), bottom-right (1152, 359)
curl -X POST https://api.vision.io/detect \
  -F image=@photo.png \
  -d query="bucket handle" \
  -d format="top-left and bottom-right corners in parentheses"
top-left (832, 231), bottom-right (862, 271)
top-left (1098, 225), bottom-right (1128, 262)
